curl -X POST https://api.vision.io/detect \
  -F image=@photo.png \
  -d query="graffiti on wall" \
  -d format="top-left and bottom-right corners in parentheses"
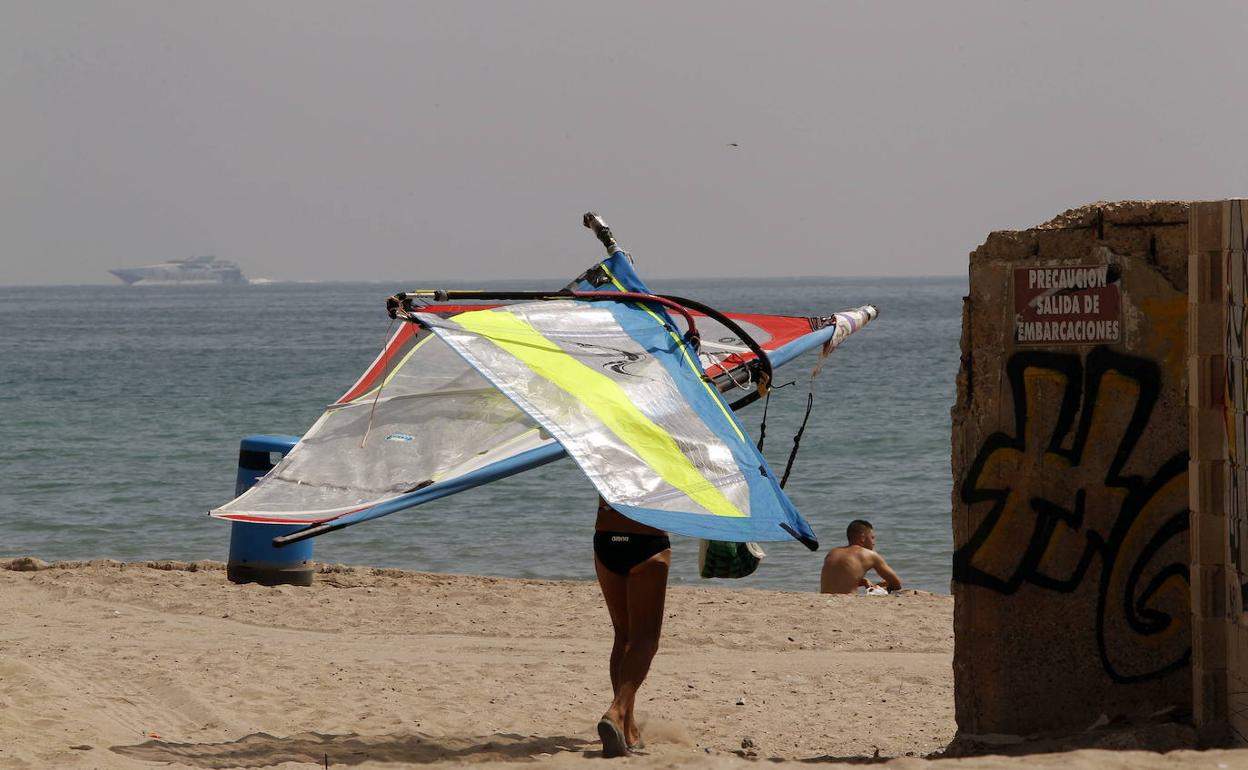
top-left (954, 347), bottom-right (1190, 683)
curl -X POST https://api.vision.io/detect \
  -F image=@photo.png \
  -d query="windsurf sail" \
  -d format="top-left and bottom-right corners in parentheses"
top-left (414, 296), bottom-right (812, 544)
top-left (210, 215), bottom-right (877, 547)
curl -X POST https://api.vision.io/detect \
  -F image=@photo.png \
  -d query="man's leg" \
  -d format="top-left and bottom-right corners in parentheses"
top-left (594, 557), bottom-right (630, 698)
top-left (610, 551), bottom-right (669, 748)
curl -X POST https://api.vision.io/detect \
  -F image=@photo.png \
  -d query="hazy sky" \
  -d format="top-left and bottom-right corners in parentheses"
top-left (3, 1), bottom-right (1246, 286)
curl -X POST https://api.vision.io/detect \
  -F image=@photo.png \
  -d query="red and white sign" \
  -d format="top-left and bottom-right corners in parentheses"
top-left (1013, 266), bottom-right (1121, 346)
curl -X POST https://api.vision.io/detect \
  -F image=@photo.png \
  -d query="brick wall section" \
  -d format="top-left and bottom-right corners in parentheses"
top-left (1188, 200), bottom-right (1248, 744)
top-left (952, 201), bottom-right (1192, 736)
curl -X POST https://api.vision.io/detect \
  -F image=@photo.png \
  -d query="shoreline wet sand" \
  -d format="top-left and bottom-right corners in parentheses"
top-left (1, 559), bottom-right (1240, 769)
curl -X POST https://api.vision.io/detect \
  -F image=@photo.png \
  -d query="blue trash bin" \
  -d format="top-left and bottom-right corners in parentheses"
top-left (225, 435), bottom-right (315, 586)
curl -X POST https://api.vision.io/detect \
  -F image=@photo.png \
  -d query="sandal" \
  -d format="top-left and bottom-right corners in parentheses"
top-left (597, 717), bottom-right (628, 758)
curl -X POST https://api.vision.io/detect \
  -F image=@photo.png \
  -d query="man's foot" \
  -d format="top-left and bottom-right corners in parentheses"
top-left (625, 721), bottom-right (643, 751)
top-left (597, 717), bottom-right (628, 758)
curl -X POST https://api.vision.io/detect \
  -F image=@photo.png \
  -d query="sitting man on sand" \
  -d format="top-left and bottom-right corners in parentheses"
top-left (820, 519), bottom-right (902, 594)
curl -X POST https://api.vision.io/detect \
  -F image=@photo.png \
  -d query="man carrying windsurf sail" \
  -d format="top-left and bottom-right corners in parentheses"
top-left (210, 213), bottom-right (878, 758)
top-left (388, 213), bottom-right (810, 756)
top-left (390, 214), bottom-right (869, 756)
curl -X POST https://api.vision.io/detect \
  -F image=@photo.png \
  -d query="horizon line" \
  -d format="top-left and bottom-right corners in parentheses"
top-left (0, 272), bottom-right (968, 289)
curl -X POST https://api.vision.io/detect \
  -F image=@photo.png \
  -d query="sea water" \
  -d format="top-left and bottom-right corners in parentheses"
top-left (0, 275), bottom-right (964, 593)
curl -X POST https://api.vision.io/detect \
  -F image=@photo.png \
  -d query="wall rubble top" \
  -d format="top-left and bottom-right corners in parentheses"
top-left (969, 200), bottom-right (1194, 292)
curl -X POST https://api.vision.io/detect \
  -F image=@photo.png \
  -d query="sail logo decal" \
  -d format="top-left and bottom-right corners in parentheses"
top-left (574, 342), bottom-right (649, 378)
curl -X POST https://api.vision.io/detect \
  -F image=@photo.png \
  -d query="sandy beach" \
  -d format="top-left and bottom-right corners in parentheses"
top-left (1, 558), bottom-right (1242, 769)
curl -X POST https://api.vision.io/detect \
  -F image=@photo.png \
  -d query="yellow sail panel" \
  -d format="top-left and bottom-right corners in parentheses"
top-left (452, 308), bottom-right (745, 519)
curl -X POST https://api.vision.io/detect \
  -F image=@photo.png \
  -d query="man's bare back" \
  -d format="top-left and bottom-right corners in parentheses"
top-left (819, 520), bottom-right (902, 594)
top-left (820, 545), bottom-right (899, 593)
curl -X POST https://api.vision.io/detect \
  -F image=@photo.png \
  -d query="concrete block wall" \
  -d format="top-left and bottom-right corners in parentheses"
top-left (1188, 200), bottom-right (1248, 743)
top-left (952, 201), bottom-right (1192, 736)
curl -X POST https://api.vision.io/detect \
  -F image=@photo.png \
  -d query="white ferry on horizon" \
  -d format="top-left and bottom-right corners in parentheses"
top-left (109, 256), bottom-right (248, 286)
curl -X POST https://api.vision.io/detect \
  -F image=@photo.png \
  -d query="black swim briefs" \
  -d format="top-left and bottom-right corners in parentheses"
top-left (593, 531), bottom-right (671, 575)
